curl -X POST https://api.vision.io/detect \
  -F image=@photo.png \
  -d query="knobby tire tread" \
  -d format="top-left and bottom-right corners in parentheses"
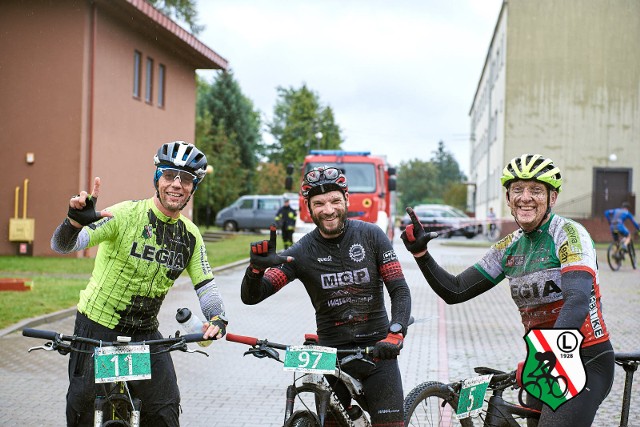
top-left (404, 381), bottom-right (475, 427)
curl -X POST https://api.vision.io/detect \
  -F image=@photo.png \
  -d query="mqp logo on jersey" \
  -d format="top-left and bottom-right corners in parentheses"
top-left (522, 329), bottom-right (586, 410)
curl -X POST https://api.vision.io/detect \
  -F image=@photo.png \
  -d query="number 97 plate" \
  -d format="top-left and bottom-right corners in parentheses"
top-left (283, 345), bottom-right (337, 374)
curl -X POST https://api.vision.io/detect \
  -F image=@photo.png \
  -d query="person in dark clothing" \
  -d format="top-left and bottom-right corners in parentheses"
top-left (241, 166), bottom-right (411, 427)
top-left (274, 198), bottom-right (297, 249)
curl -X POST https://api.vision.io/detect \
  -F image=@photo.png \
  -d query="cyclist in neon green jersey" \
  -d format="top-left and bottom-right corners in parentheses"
top-left (51, 141), bottom-right (228, 426)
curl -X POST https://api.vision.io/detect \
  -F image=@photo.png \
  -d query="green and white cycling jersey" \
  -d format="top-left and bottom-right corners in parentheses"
top-left (75, 198), bottom-right (214, 332)
top-left (475, 214), bottom-right (609, 347)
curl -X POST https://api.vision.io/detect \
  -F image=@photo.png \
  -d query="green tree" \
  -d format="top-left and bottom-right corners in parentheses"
top-left (431, 140), bottom-right (467, 189)
top-left (252, 162), bottom-right (287, 194)
top-left (201, 71), bottom-right (262, 194)
top-left (397, 159), bottom-right (440, 209)
top-left (268, 84), bottom-right (343, 168)
top-left (146, 0), bottom-right (204, 35)
top-left (397, 141), bottom-right (468, 211)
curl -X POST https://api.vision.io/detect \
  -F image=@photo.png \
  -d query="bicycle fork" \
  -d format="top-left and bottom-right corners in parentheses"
top-left (94, 383), bottom-right (142, 427)
top-left (285, 383), bottom-right (332, 425)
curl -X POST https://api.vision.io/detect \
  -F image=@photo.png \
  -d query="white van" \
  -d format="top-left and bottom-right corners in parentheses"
top-left (215, 195), bottom-right (292, 232)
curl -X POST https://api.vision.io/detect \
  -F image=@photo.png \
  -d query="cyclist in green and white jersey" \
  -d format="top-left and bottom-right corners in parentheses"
top-left (401, 154), bottom-right (614, 427)
top-left (51, 141), bottom-right (228, 427)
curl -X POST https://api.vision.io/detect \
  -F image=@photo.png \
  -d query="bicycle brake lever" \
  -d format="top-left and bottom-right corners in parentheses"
top-left (183, 347), bottom-right (210, 357)
top-left (28, 341), bottom-right (55, 352)
top-left (244, 347), bottom-right (280, 361)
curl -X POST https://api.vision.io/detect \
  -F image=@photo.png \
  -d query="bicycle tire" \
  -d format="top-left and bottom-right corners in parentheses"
top-left (293, 383), bottom-right (353, 427)
top-left (404, 381), bottom-right (474, 427)
top-left (284, 410), bottom-right (322, 427)
top-left (607, 242), bottom-right (621, 271)
top-left (629, 241), bottom-right (637, 269)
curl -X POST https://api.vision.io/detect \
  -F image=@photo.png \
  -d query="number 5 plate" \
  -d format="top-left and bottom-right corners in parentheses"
top-left (94, 345), bottom-right (151, 383)
top-left (283, 345), bottom-right (337, 374)
top-left (456, 374), bottom-right (492, 419)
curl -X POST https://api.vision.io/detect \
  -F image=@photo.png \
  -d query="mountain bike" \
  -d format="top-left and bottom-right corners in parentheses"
top-left (607, 230), bottom-right (637, 271)
top-left (23, 327), bottom-right (211, 427)
top-left (403, 351), bottom-right (640, 427)
top-left (226, 332), bottom-right (375, 427)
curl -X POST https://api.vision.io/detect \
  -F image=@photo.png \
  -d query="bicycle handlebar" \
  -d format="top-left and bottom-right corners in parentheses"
top-left (22, 328), bottom-right (211, 347)
top-left (226, 332), bottom-right (374, 355)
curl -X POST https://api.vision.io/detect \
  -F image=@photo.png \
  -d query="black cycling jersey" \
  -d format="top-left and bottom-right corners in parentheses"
top-left (241, 219), bottom-right (411, 347)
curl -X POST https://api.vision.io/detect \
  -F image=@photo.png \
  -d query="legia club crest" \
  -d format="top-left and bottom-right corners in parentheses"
top-left (522, 329), bottom-right (586, 410)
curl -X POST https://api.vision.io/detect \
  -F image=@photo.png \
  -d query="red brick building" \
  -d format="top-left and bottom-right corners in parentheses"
top-left (0, 0), bottom-right (228, 256)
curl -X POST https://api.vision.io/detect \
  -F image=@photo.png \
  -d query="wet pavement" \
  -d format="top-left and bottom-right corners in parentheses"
top-left (0, 236), bottom-right (638, 426)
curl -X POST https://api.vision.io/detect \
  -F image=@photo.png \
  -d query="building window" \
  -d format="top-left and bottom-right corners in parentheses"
top-left (133, 50), bottom-right (141, 98)
top-left (158, 64), bottom-right (166, 108)
top-left (145, 57), bottom-right (154, 104)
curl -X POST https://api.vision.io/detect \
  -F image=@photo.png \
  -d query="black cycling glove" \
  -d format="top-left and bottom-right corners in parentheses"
top-left (400, 207), bottom-right (439, 254)
top-left (249, 225), bottom-right (292, 273)
top-left (208, 314), bottom-right (228, 339)
top-left (67, 195), bottom-right (103, 226)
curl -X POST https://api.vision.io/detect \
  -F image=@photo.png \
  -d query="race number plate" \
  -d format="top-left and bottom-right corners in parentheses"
top-left (94, 345), bottom-right (151, 383)
top-left (456, 374), bottom-right (492, 419)
top-left (283, 345), bottom-right (337, 374)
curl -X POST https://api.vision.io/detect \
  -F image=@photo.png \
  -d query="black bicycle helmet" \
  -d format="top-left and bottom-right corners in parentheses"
top-left (500, 154), bottom-right (562, 193)
top-left (300, 165), bottom-right (348, 200)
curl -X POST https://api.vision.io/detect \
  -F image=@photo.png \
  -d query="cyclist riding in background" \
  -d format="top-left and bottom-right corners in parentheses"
top-left (401, 154), bottom-right (614, 427)
top-left (241, 165), bottom-right (411, 427)
top-left (51, 141), bottom-right (228, 426)
top-left (274, 197), bottom-right (297, 249)
top-left (605, 201), bottom-right (640, 252)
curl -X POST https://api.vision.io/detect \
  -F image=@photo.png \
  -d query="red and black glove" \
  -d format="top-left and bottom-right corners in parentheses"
top-left (249, 225), bottom-right (293, 273)
top-left (400, 207), bottom-right (439, 254)
top-left (373, 333), bottom-right (404, 359)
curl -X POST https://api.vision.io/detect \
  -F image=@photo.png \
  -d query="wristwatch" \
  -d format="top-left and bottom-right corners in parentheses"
top-left (389, 322), bottom-right (403, 334)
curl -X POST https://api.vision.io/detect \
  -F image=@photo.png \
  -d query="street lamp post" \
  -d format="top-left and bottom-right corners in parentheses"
top-left (315, 131), bottom-right (323, 150)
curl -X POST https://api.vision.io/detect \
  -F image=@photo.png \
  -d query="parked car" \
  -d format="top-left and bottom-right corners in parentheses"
top-left (215, 195), bottom-right (287, 232)
top-left (398, 204), bottom-right (481, 239)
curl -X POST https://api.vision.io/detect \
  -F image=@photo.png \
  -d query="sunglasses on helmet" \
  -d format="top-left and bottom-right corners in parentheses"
top-left (305, 167), bottom-right (340, 183)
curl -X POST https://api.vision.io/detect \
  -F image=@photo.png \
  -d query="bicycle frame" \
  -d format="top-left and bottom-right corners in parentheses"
top-left (226, 332), bottom-right (373, 426)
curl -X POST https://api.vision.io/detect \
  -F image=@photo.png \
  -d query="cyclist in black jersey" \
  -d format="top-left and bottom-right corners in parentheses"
top-left (51, 141), bottom-right (228, 426)
top-left (401, 154), bottom-right (614, 427)
top-left (241, 166), bottom-right (411, 427)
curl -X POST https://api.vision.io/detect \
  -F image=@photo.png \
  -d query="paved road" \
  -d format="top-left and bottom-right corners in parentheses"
top-left (1, 236), bottom-right (638, 426)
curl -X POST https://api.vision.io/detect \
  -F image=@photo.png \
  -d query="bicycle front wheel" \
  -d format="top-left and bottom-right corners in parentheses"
top-left (285, 410), bottom-right (321, 427)
top-left (404, 381), bottom-right (474, 427)
top-left (629, 241), bottom-right (637, 269)
top-left (607, 243), bottom-right (621, 271)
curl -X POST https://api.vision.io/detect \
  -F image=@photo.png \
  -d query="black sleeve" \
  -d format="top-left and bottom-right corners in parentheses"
top-left (240, 268), bottom-right (272, 304)
top-left (414, 251), bottom-right (495, 304)
top-left (387, 281), bottom-right (411, 335)
top-left (554, 270), bottom-right (592, 329)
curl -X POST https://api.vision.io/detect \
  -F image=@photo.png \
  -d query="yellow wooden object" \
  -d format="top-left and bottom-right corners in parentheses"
top-left (9, 179), bottom-right (35, 242)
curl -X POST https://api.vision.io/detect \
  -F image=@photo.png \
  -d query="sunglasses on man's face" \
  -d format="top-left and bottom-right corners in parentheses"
top-left (305, 167), bottom-right (340, 183)
top-left (158, 168), bottom-right (197, 185)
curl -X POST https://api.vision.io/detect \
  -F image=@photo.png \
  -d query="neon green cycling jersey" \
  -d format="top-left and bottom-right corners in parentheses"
top-left (77, 198), bottom-right (214, 332)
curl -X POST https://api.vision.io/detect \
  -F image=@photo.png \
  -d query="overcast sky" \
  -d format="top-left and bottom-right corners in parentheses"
top-left (195, 0), bottom-right (504, 175)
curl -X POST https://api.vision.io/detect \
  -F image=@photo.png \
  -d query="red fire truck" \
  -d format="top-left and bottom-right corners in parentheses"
top-left (286, 150), bottom-right (397, 242)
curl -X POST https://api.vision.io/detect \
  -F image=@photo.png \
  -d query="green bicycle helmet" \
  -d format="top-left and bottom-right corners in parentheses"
top-left (500, 154), bottom-right (562, 193)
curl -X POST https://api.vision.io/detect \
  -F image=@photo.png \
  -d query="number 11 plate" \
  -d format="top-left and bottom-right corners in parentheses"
top-left (94, 345), bottom-right (151, 383)
top-left (283, 345), bottom-right (337, 374)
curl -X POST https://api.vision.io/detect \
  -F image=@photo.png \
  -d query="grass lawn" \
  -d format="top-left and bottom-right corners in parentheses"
top-left (0, 231), bottom-right (260, 330)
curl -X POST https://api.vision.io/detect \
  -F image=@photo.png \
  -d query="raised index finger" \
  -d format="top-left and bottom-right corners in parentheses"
top-left (269, 224), bottom-right (277, 247)
top-left (91, 177), bottom-right (102, 199)
top-left (406, 207), bottom-right (420, 227)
